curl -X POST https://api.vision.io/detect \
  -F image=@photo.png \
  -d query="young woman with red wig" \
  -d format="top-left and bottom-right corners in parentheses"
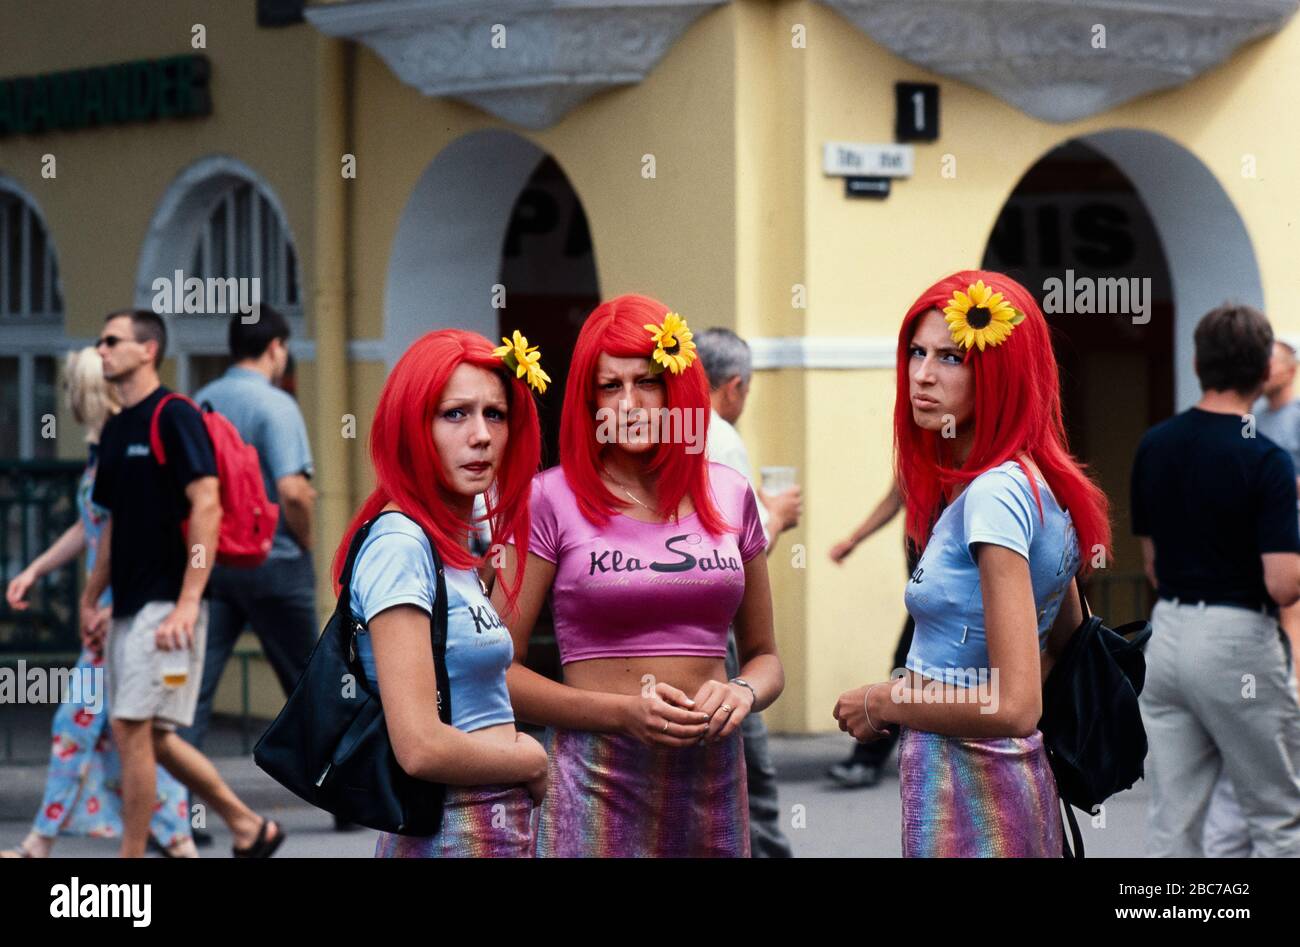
top-left (833, 270), bottom-right (1111, 857)
top-left (493, 293), bottom-right (784, 857)
top-left (332, 328), bottom-right (549, 857)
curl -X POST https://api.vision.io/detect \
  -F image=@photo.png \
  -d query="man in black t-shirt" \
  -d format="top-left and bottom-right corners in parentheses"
top-left (1130, 303), bottom-right (1300, 857)
top-left (82, 309), bottom-right (284, 859)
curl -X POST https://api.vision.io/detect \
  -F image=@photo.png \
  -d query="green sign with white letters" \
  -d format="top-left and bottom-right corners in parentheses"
top-left (0, 54), bottom-right (211, 137)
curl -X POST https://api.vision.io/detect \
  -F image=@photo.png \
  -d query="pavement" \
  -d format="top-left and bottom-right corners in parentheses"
top-left (0, 706), bottom-right (1149, 857)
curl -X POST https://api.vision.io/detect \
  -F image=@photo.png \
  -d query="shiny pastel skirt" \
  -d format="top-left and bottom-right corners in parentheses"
top-left (374, 784), bottom-right (534, 858)
top-left (534, 727), bottom-right (750, 857)
top-left (898, 726), bottom-right (1063, 858)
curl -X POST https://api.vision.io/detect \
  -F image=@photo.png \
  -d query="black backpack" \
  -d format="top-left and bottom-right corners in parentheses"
top-left (1039, 577), bottom-right (1152, 858)
top-left (253, 511), bottom-right (453, 835)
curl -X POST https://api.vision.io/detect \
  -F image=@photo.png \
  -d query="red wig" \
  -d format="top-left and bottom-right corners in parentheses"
top-left (332, 329), bottom-right (541, 615)
top-left (893, 269), bottom-right (1111, 575)
top-left (558, 293), bottom-right (729, 536)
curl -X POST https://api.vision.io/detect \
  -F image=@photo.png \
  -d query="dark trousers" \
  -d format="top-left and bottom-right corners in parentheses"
top-left (178, 553), bottom-right (317, 750)
top-left (850, 615), bottom-right (916, 767)
top-left (726, 630), bottom-right (794, 858)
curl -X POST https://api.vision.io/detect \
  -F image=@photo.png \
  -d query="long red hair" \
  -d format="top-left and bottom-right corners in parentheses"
top-left (558, 293), bottom-right (728, 536)
top-left (332, 329), bottom-right (541, 615)
top-left (893, 270), bottom-right (1111, 574)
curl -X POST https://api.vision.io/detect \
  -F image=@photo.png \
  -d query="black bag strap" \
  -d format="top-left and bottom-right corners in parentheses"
top-left (427, 536), bottom-right (452, 725)
top-left (338, 509), bottom-right (452, 725)
top-left (1062, 800), bottom-right (1084, 858)
top-left (1074, 574), bottom-right (1092, 622)
top-left (336, 515), bottom-right (384, 624)
top-left (1054, 574), bottom-right (1092, 860)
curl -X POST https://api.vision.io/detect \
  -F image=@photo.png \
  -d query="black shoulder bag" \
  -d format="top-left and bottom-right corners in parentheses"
top-left (1039, 577), bottom-right (1152, 858)
top-left (253, 511), bottom-right (453, 835)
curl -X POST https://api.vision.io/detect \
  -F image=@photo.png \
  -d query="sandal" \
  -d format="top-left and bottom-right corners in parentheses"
top-left (150, 837), bottom-right (199, 859)
top-left (0, 838), bottom-right (45, 858)
top-left (166, 841), bottom-right (198, 858)
top-left (232, 818), bottom-right (285, 859)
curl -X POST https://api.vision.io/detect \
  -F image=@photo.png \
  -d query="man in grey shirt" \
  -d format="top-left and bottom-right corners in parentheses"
top-left (697, 327), bottom-right (801, 858)
top-left (1254, 340), bottom-right (1300, 475)
top-left (179, 306), bottom-right (318, 752)
top-left (1253, 339), bottom-right (1300, 664)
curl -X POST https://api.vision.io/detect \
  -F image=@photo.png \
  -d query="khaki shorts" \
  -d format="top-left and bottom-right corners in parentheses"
top-left (106, 600), bottom-right (209, 732)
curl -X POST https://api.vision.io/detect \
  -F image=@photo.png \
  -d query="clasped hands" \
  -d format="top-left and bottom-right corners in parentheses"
top-left (624, 679), bottom-right (754, 747)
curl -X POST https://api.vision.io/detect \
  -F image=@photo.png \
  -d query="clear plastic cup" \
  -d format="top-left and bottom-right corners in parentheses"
top-left (160, 645), bottom-right (190, 689)
top-left (760, 465), bottom-right (798, 494)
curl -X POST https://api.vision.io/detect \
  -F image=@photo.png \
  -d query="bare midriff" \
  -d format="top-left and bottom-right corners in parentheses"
top-left (466, 721), bottom-right (520, 745)
top-left (563, 654), bottom-right (728, 697)
top-left (898, 667), bottom-right (985, 695)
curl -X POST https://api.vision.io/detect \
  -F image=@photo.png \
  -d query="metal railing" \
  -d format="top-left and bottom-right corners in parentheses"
top-left (0, 460), bottom-right (83, 655)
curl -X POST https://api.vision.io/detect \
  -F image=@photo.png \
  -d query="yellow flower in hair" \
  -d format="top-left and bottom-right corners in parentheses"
top-left (942, 279), bottom-right (1025, 351)
top-left (492, 329), bottom-right (551, 394)
top-left (643, 311), bottom-right (698, 375)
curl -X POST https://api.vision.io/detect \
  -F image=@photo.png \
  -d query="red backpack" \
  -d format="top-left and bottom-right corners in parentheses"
top-left (149, 392), bottom-right (280, 568)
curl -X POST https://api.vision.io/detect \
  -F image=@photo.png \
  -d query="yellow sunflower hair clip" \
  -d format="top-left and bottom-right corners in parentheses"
top-left (643, 311), bottom-right (698, 375)
top-left (492, 329), bottom-right (551, 393)
top-left (942, 279), bottom-right (1026, 352)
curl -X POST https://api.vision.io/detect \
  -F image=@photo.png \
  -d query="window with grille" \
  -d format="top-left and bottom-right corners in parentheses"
top-left (0, 190), bottom-right (62, 322)
top-left (187, 181), bottom-right (300, 315)
top-left (165, 178), bottom-right (303, 395)
top-left (0, 187), bottom-right (63, 460)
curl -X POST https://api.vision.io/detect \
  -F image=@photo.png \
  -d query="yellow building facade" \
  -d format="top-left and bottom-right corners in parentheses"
top-left (3, 0), bottom-right (1297, 731)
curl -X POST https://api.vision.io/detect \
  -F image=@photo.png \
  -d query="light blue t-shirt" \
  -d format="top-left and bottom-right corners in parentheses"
top-left (194, 366), bottom-right (314, 560)
top-left (349, 513), bottom-right (515, 733)
top-left (904, 461), bottom-right (1080, 686)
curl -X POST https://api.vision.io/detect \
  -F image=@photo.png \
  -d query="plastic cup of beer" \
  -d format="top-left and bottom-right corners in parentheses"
top-left (760, 465), bottom-right (798, 495)
top-left (161, 645), bottom-right (190, 688)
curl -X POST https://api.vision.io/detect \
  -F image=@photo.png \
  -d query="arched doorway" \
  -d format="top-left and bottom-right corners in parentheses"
top-left (386, 130), bottom-right (600, 680)
top-left (386, 129), bottom-right (599, 465)
top-left (498, 155), bottom-right (597, 466)
top-left (983, 131), bottom-right (1263, 617)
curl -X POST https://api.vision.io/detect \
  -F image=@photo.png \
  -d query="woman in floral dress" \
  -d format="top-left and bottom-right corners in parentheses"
top-left (2, 348), bottom-right (193, 858)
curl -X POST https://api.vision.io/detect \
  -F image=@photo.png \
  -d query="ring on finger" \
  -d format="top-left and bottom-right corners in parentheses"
top-left (720, 704), bottom-right (733, 714)
top-left (661, 719), bottom-right (670, 734)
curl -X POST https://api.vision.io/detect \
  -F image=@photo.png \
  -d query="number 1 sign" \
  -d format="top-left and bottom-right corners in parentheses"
top-left (896, 82), bottom-right (939, 143)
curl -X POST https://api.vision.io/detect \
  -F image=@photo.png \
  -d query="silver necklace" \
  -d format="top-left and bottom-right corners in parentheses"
top-left (607, 474), bottom-right (653, 512)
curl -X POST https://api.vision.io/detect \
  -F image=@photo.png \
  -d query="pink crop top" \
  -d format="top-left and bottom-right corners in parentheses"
top-left (527, 462), bottom-right (767, 664)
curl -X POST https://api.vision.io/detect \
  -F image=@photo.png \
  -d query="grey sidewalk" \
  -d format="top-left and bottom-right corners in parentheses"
top-left (0, 708), bottom-right (1148, 857)
top-left (769, 732), bottom-right (1148, 857)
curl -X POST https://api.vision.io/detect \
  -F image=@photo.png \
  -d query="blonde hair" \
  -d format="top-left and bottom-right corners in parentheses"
top-left (63, 347), bottom-right (120, 438)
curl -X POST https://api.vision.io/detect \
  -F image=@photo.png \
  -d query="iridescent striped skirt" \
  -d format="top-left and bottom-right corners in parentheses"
top-left (534, 728), bottom-right (750, 857)
top-left (374, 784), bottom-right (534, 858)
top-left (898, 726), bottom-right (1063, 858)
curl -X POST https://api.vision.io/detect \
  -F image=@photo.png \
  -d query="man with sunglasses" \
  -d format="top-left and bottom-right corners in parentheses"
top-left (82, 309), bottom-right (284, 858)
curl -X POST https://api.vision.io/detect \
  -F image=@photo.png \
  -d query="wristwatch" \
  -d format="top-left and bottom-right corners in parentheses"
top-left (730, 677), bottom-right (757, 708)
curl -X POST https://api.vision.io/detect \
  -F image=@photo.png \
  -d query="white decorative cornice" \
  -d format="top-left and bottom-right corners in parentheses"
top-left (819, 0), bottom-right (1300, 122)
top-left (305, 0), bottom-right (725, 129)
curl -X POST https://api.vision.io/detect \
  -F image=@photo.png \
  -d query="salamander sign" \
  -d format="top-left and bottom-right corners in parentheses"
top-left (0, 54), bottom-right (211, 137)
